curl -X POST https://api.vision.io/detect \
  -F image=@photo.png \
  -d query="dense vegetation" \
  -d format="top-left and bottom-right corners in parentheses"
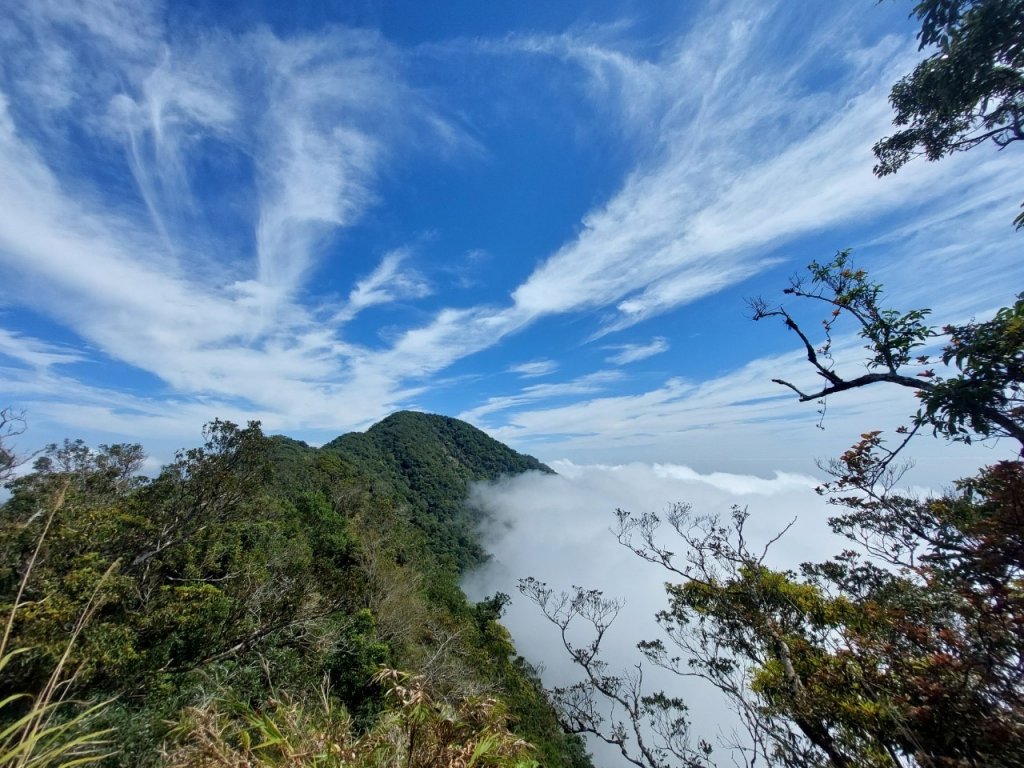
top-left (0, 412), bottom-right (588, 768)
top-left (321, 411), bottom-right (552, 573)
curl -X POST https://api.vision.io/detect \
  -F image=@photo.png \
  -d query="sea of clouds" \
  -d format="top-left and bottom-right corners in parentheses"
top-left (464, 460), bottom-right (846, 767)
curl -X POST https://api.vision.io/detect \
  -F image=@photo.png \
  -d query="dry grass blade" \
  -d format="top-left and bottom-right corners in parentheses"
top-left (0, 480), bottom-right (117, 768)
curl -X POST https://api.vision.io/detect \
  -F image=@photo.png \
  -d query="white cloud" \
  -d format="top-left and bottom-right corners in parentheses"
top-left (480, 332), bottom-right (1015, 489)
top-left (0, 330), bottom-right (86, 369)
top-left (334, 248), bottom-right (432, 324)
top-left (251, 29), bottom-right (404, 301)
top-left (33, 0), bottom-right (161, 55)
top-left (0, 18), bottom-right (462, 435)
top-left (506, 35), bottom-right (941, 333)
top-left (106, 46), bottom-right (239, 247)
top-left (0, 0), bottom-right (162, 117)
top-left (386, 1), bottom-right (1013, 382)
top-left (458, 371), bottom-right (623, 424)
top-left (508, 360), bottom-right (559, 378)
top-left (311, 11), bottom-right (1006, 404)
top-left (605, 336), bottom-right (669, 365)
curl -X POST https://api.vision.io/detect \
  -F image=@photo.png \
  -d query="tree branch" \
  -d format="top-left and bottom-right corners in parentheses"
top-left (772, 371), bottom-right (933, 403)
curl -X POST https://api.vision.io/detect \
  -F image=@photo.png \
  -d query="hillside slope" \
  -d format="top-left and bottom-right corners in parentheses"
top-left (322, 410), bottom-right (553, 571)
top-left (0, 413), bottom-right (587, 768)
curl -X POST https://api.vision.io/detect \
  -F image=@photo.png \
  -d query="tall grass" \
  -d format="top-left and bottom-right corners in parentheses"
top-left (0, 479), bottom-right (115, 767)
top-left (163, 668), bottom-right (539, 768)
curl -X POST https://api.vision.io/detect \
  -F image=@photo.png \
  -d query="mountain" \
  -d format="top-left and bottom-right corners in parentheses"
top-left (1, 412), bottom-right (589, 768)
top-left (321, 410), bottom-right (553, 571)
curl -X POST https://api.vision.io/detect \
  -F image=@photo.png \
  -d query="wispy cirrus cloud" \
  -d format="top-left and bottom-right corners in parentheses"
top-left (334, 248), bottom-right (432, 325)
top-left (0, 0), bottom-right (162, 117)
top-left (502, 14), bottom-right (954, 333)
top-left (458, 371), bottom-right (623, 425)
top-left (0, 1), bottom-right (464, 441)
top-left (475, 331), bottom-right (1013, 488)
top-left (395, 0), bottom-right (1018, 376)
top-left (251, 29), bottom-right (419, 301)
top-left (508, 360), bottom-right (559, 378)
top-left (397, 4), bottom-right (1018, 455)
top-left (605, 336), bottom-right (669, 365)
top-left (0, 330), bottom-right (86, 369)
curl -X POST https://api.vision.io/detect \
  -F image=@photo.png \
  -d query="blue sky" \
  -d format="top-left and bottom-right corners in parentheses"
top-left (1, 0), bottom-right (1022, 479)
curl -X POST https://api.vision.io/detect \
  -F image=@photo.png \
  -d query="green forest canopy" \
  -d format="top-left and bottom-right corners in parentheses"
top-left (1, 412), bottom-right (585, 768)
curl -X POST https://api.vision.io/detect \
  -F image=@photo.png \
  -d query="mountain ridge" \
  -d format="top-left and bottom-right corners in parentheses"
top-left (318, 410), bottom-right (552, 571)
top-left (2, 411), bottom-right (592, 768)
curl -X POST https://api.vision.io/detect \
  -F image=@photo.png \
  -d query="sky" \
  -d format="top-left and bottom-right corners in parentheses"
top-left (2, 2), bottom-right (1022, 764)
top-left (1, 0), bottom-right (1021, 482)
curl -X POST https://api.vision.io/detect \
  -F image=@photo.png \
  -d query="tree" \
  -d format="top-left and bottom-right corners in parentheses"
top-left (751, 250), bottom-right (1024, 449)
top-left (0, 420), bottom-right (308, 692)
top-left (873, 0), bottom-right (1024, 226)
top-left (738, 259), bottom-right (1024, 763)
top-left (0, 408), bottom-right (27, 484)
top-left (519, 576), bottom-right (708, 768)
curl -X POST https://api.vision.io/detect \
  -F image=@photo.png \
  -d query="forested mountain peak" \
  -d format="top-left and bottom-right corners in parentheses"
top-left (318, 410), bottom-right (552, 572)
top-left (324, 410), bottom-right (551, 476)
